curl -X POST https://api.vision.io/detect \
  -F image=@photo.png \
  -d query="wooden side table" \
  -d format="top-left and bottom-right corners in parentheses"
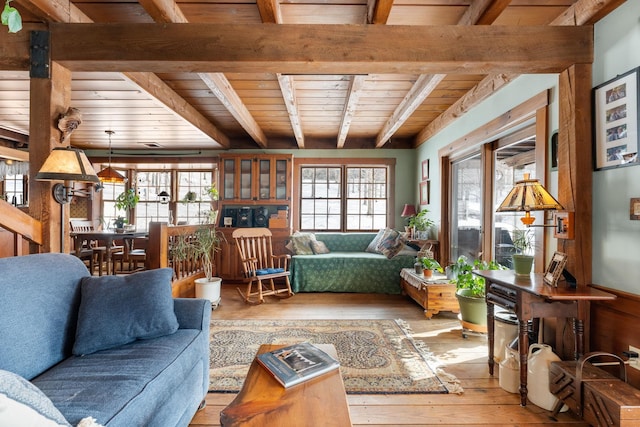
top-left (400, 268), bottom-right (459, 319)
top-left (220, 344), bottom-right (352, 427)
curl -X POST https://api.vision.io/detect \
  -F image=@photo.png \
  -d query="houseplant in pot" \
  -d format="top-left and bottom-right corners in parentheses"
top-left (408, 209), bottom-right (435, 240)
top-left (420, 257), bottom-right (443, 278)
top-left (114, 188), bottom-right (139, 231)
top-left (192, 225), bottom-right (225, 308)
top-left (511, 228), bottom-right (534, 276)
top-left (452, 256), bottom-right (505, 328)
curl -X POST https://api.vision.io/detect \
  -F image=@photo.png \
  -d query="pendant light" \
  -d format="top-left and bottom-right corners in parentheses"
top-left (97, 130), bottom-right (127, 183)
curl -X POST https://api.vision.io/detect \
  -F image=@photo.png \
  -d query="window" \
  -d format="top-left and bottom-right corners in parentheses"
top-left (135, 171), bottom-right (171, 231)
top-left (299, 163), bottom-right (389, 232)
top-left (176, 171), bottom-right (214, 225)
top-left (451, 154), bottom-right (483, 262)
top-left (1, 174), bottom-right (26, 206)
top-left (101, 172), bottom-right (127, 230)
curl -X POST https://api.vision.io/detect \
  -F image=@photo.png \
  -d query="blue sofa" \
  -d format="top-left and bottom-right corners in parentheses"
top-left (289, 232), bottom-right (416, 294)
top-left (0, 253), bottom-right (210, 427)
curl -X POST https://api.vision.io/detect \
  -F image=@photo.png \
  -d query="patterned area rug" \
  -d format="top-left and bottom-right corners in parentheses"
top-left (209, 319), bottom-right (462, 394)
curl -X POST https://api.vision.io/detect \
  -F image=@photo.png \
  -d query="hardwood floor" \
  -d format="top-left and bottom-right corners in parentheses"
top-left (189, 285), bottom-right (587, 426)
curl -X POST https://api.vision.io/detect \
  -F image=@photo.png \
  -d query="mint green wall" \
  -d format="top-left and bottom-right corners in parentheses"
top-left (416, 0), bottom-right (640, 293)
top-left (592, 0), bottom-right (640, 294)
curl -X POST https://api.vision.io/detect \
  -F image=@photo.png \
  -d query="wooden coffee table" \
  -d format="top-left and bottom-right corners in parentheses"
top-left (219, 344), bottom-right (352, 427)
top-left (400, 268), bottom-right (459, 319)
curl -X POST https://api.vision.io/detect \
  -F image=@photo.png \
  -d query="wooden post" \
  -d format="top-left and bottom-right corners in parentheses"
top-left (557, 63), bottom-right (593, 355)
top-left (29, 61), bottom-right (73, 254)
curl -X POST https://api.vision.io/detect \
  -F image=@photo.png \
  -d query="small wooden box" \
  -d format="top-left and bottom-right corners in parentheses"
top-left (583, 380), bottom-right (640, 426)
top-left (269, 218), bottom-right (288, 228)
top-left (549, 360), bottom-right (618, 415)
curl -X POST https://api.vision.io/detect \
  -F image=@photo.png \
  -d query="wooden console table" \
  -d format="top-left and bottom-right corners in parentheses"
top-left (400, 268), bottom-right (459, 319)
top-left (219, 344), bottom-right (352, 427)
top-left (474, 270), bottom-right (616, 407)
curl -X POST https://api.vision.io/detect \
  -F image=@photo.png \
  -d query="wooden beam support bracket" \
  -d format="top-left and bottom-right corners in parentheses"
top-left (30, 30), bottom-right (50, 78)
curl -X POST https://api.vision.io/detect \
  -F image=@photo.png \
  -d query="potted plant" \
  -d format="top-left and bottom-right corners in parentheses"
top-left (192, 225), bottom-right (225, 308)
top-left (420, 257), bottom-right (443, 278)
top-left (113, 216), bottom-right (127, 232)
top-left (407, 209), bottom-right (435, 239)
top-left (511, 228), bottom-right (534, 276)
top-left (452, 256), bottom-right (505, 327)
top-left (182, 191), bottom-right (198, 203)
top-left (114, 188), bottom-right (139, 231)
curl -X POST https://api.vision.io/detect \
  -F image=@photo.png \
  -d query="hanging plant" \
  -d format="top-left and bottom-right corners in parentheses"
top-left (182, 191), bottom-right (198, 203)
top-left (2, 0), bottom-right (22, 33)
top-left (115, 188), bottom-right (139, 211)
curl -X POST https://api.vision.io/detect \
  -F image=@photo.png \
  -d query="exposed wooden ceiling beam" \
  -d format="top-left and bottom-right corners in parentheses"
top-left (375, 0), bottom-right (508, 148)
top-left (415, 0), bottom-right (617, 146)
top-left (49, 24), bottom-right (593, 75)
top-left (459, 0), bottom-right (512, 26)
top-left (369, 0), bottom-right (394, 24)
top-left (258, 0), bottom-right (305, 149)
top-left (0, 127), bottom-right (29, 146)
top-left (277, 74), bottom-right (305, 148)
top-left (376, 74), bottom-right (445, 148)
top-left (338, 75), bottom-right (367, 149)
top-left (18, 0), bottom-right (229, 148)
top-left (140, 0), bottom-right (267, 148)
top-left (0, 145), bottom-right (29, 161)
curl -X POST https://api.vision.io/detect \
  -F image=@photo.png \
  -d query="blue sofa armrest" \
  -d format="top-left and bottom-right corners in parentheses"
top-left (174, 298), bottom-right (211, 330)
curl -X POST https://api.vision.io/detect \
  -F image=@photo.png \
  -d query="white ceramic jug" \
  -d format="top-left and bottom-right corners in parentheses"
top-left (527, 344), bottom-right (566, 411)
top-left (499, 346), bottom-right (519, 394)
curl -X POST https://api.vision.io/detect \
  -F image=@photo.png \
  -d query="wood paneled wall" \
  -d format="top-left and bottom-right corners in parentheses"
top-left (590, 285), bottom-right (640, 388)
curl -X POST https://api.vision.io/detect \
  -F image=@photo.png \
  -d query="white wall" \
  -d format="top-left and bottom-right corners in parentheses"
top-left (417, 0), bottom-right (640, 293)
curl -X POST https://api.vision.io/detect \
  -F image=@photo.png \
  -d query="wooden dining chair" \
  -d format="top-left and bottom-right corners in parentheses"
top-left (232, 228), bottom-right (293, 305)
top-left (70, 219), bottom-right (123, 275)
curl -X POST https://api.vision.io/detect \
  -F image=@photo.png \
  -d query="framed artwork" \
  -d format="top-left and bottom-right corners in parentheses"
top-left (543, 252), bottom-right (568, 287)
top-left (419, 181), bottom-right (430, 206)
top-left (593, 67), bottom-right (640, 170)
top-left (421, 159), bottom-right (430, 181)
top-left (630, 198), bottom-right (640, 220)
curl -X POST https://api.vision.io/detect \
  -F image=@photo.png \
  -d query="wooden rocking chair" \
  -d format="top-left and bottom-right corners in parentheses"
top-left (232, 228), bottom-right (293, 304)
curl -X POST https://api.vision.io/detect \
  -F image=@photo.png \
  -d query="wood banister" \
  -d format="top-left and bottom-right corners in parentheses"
top-left (0, 200), bottom-right (43, 256)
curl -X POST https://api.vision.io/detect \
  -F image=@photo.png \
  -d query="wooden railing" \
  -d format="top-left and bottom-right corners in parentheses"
top-left (0, 200), bottom-right (43, 257)
top-left (147, 222), bottom-right (216, 297)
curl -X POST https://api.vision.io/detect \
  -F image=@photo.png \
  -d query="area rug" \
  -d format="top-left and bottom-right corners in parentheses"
top-left (209, 319), bottom-right (462, 394)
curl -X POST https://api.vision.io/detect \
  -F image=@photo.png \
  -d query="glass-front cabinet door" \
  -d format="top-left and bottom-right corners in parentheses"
top-left (258, 159), bottom-right (271, 200)
top-left (275, 159), bottom-right (288, 200)
top-left (223, 158), bottom-right (236, 200)
top-left (239, 159), bottom-right (253, 200)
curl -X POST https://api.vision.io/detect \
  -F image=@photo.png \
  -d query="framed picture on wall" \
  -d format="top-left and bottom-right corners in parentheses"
top-left (421, 159), bottom-right (430, 180)
top-left (593, 67), bottom-right (640, 170)
top-left (420, 181), bottom-right (430, 206)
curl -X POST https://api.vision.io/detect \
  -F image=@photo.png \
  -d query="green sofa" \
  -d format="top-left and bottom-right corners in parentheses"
top-left (289, 232), bottom-right (416, 294)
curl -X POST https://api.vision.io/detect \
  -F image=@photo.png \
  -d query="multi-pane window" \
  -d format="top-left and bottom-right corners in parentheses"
top-left (2, 174), bottom-right (26, 206)
top-left (135, 171), bottom-right (171, 231)
top-left (176, 171), bottom-right (214, 225)
top-left (101, 174), bottom-right (127, 230)
top-left (300, 165), bottom-right (388, 232)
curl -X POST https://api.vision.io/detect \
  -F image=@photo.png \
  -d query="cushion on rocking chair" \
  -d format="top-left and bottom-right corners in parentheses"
top-left (254, 268), bottom-right (285, 275)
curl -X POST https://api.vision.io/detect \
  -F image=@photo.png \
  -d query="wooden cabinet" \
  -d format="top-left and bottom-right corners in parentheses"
top-left (216, 228), bottom-right (291, 282)
top-left (216, 154), bottom-right (294, 282)
top-left (219, 154), bottom-right (292, 203)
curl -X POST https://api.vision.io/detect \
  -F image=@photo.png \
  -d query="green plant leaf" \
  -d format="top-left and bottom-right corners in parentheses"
top-left (2, 2), bottom-right (22, 33)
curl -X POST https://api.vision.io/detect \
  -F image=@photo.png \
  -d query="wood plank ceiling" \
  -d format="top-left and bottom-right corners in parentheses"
top-left (0, 0), bottom-right (600, 153)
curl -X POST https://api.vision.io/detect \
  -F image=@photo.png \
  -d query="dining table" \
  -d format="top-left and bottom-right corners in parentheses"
top-left (70, 230), bottom-right (149, 275)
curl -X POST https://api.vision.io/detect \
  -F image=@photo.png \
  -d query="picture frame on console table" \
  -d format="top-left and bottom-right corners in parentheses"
top-left (593, 67), bottom-right (640, 170)
top-left (543, 252), bottom-right (568, 287)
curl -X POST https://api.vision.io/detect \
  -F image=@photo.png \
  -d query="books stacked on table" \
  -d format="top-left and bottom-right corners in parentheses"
top-left (256, 342), bottom-right (340, 388)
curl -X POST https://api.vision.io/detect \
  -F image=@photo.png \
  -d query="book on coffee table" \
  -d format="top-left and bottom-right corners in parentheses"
top-left (256, 342), bottom-right (340, 388)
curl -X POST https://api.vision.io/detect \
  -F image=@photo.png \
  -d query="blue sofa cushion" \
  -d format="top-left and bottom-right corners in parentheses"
top-left (0, 369), bottom-right (70, 427)
top-left (73, 268), bottom-right (179, 356)
top-left (35, 330), bottom-right (203, 426)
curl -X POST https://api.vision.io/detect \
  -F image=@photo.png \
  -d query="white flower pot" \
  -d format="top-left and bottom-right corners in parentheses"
top-left (195, 277), bottom-right (222, 308)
